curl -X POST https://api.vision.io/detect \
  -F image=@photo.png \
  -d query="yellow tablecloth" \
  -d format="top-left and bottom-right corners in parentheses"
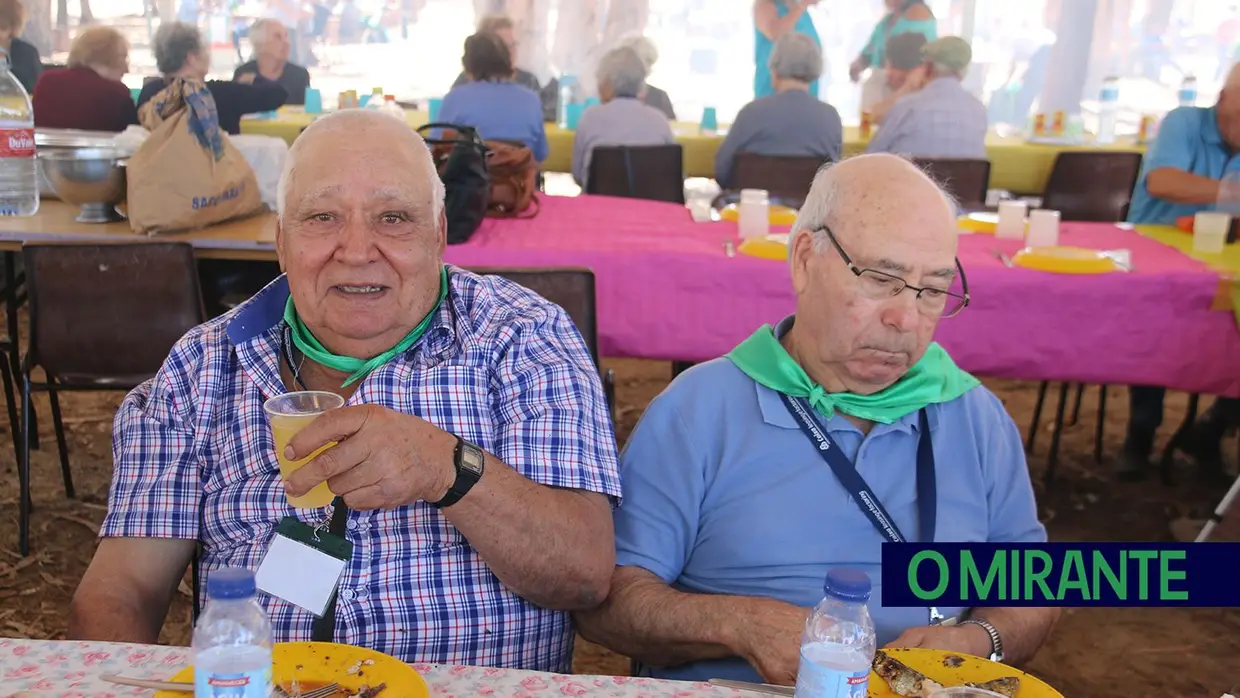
top-left (1136, 224), bottom-right (1240, 321)
top-left (243, 108), bottom-right (1145, 195)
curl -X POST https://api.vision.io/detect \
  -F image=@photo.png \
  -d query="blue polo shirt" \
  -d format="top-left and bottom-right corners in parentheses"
top-left (613, 321), bottom-right (1046, 684)
top-left (1127, 106), bottom-right (1240, 224)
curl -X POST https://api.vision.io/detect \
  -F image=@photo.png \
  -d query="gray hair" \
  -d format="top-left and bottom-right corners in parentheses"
top-left (769, 32), bottom-right (823, 83)
top-left (249, 18), bottom-right (282, 53)
top-left (476, 12), bottom-right (514, 33)
top-left (277, 110), bottom-right (445, 224)
top-left (596, 46), bottom-right (648, 99)
top-left (152, 21), bottom-right (203, 75)
top-left (618, 35), bottom-right (658, 69)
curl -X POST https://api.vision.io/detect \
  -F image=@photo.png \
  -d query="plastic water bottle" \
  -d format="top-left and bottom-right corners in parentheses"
top-left (558, 74), bottom-right (579, 127)
top-left (381, 94), bottom-right (404, 119)
top-left (794, 568), bottom-right (876, 698)
top-left (192, 567), bottom-right (273, 698)
top-left (1096, 76), bottom-right (1119, 145)
top-left (1179, 76), bottom-right (1198, 109)
top-left (0, 52), bottom-right (38, 217)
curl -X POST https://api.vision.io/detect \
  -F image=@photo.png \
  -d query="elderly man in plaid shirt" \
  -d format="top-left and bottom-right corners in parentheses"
top-left (67, 109), bottom-right (622, 672)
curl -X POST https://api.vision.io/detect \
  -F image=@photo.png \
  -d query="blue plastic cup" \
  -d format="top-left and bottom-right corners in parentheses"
top-left (700, 106), bottom-right (718, 133)
top-left (130, 87), bottom-right (140, 104)
top-left (304, 88), bottom-right (322, 114)
top-left (584, 96), bottom-right (600, 109)
top-left (428, 97), bottom-right (443, 121)
top-left (565, 103), bottom-right (586, 130)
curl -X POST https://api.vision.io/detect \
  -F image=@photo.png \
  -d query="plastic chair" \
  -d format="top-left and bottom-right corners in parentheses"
top-left (730, 153), bottom-right (831, 207)
top-left (586, 145), bottom-right (685, 204)
top-left (18, 242), bottom-right (206, 556)
top-left (913, 158), bottom-right (992, 211)
top-left (1042, 151), bottom-right (1144, 222)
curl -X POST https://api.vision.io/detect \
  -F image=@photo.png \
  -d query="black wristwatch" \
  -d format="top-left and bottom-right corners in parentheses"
top-left (432, 437), bottom-right (485, 509)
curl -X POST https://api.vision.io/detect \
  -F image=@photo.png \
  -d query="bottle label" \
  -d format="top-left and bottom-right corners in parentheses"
top-left (0, 128), bottom-right (34, 159)
top-left (194, 667), bottom-right (272, 698)
top-left (795, 657), bottom-right (869, 698)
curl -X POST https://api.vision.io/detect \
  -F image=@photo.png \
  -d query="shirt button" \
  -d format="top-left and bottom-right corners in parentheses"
top-left (346, 519), bottom-right (358, 530)
top-left (340, 589), bottom-right (356, 602)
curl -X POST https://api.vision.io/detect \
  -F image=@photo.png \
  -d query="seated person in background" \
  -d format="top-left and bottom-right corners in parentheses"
top-left (233, 18), bottom-right (310, 105)
top-left (864, 31), bottom-right (929, 124)
top-left (866, 37), bottom-right (986, 159)
top-left (451, 13), bottom-right (541, 94)
top-left (439, 32), bottom-right (548, 161)
top-left (138, 22), bottom-right (287, 135)
top-left (1119, 63), bottom-right (1240, 482)
top-left (576, 154), bottom-right (1059, 686)
top-left (619, 35), bottom-right (675, 120)
top-left (572, 46), bottom-right (674, 190)
top-left (713, 32), bottom-right (841, 189)
top-left (33, 26), bottom-right (138, 132)
top-left (0, 0), bottom-right (40, 93)
top-left (68, 110), bottom-right (621, 671)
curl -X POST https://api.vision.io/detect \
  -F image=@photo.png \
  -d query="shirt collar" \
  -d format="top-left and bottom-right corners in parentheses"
top-left (752, 314), bottom-right (936, 436)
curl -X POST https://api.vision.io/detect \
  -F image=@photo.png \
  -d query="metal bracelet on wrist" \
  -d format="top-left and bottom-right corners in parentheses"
top-left (959, 618), bottom-right (1004, 662)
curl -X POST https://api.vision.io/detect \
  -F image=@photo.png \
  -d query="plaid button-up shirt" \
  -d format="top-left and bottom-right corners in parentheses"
top-left (866, 77), bottom-right (988, 160)
top-left (101, 267), bottom-right (622, 672)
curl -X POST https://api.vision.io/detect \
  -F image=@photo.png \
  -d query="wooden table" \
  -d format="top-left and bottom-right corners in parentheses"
top-left (0, 202), bottom-right (278, 261)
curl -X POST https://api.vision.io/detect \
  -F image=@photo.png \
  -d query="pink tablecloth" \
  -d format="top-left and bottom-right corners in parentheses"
top-left (0, 638), bottom-right (738, 697)
top-left (445, 195), bottom-right (1240, 397)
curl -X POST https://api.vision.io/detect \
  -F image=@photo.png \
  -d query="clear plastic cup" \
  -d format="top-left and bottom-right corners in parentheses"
top-left (928, 687), bottom-right (1007, 698)
top-left (1193, 211), bottom-right (1230, 254)
top-left (263, 391), bottom-right (345, 509)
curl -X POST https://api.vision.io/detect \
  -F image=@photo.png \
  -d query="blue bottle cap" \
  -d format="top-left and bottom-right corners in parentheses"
top-left (823, 568), bottom-right (872, 602)
top-left (207, 567), bottom-right (257, 600)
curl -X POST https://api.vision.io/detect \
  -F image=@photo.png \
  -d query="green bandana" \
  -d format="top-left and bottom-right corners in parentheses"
top-left (284, 265), bottom-right (450, 388)
top-left (726, 324), bottom-right (980, 425)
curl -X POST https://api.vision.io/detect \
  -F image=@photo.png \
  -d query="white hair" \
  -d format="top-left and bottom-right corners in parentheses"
top-left (618, 35), bottom-right (658, 69)
top-left (249, 18), bottom-right (281, 52)
top-left (276, 109), bottom-right (445, 225)
top-left (770, 32), bottom-right (823, 83)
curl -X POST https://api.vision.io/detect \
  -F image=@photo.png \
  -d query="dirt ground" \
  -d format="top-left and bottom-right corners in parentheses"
top-left (1, 359), bottom-right (1239, 697)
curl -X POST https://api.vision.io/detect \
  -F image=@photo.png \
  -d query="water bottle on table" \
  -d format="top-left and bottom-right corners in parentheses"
top-left (1178, 76), bottom-right (1198, 109)
top-left (558, 74), bottom-right (582, 128)
top-left (0, 53), bottom-right (38, 217)
top-left (193, 567), bottom-right (273, 697)
top-left (1096, 76), bottom-right (1119, 145)
top-left (794, 568), bottom-right (876, 698)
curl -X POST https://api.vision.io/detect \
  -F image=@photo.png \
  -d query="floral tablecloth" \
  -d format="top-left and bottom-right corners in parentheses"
top-left (0, 638), bottom-right (741, 697)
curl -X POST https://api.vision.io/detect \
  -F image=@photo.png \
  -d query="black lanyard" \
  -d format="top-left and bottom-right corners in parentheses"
top-left (780, 394), bottom-right (936, 544)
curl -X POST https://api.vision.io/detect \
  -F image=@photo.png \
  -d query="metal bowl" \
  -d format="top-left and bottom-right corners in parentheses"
top-left (37, 148), bottom-right (129, 223)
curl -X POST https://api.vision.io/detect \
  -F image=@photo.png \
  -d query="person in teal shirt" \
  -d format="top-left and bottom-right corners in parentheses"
top-left (849, 0), bottom-right (937, 89)
top-left (754, 0), bottom-right (821, 99)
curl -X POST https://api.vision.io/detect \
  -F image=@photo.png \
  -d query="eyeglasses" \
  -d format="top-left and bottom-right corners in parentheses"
top-left (812, 225), bottom-right (971, 318)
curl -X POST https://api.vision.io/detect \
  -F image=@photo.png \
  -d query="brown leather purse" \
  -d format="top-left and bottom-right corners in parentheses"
top-left (483, 140), bottom-right (539, 218)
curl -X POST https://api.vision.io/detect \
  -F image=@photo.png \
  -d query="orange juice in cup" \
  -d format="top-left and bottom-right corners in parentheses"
top-left (264, 391), bottom-right (345, 508)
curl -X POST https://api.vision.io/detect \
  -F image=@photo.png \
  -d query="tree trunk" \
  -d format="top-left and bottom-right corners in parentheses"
top-left (1038, 0), bottom-right (1097, 114)
top-left (56, 0), bottom-right (66, 29)
top-left (22, 0), bottom-right (52, 57)
top-left (156, 0), bottom-right (176, 24)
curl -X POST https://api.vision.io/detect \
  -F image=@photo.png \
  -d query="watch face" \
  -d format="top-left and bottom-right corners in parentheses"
top-left (461, 444), bottom-right (485, 474)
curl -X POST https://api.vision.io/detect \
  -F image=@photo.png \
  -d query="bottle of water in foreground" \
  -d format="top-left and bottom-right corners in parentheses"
top-left (193, 567), bottom-right (273, 698)
top-left (794, 568), bottom-right (876, 698)
top-left (0, 52), bottom-right (38, 217)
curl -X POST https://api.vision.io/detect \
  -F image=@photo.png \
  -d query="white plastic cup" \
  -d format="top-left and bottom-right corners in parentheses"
top-left (995, 201), bottom-right (1028, 240)
top-left (1193, 211), bottom-right (1230, 254)
top-left (1025, 209), bottom-right (1061, 247)
top-left (738, 188), bottom-right (770, 240)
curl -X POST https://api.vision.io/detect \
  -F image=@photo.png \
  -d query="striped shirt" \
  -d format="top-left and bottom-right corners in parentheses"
top-left (866, 77), bottom-right (988, 160)
top-left (101, 267), bottom-right (622, 672)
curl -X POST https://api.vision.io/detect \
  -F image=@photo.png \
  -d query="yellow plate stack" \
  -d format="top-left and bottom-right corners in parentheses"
top-left (1011, 246), bottom-right (1119, 274)
top-left (719, 203), bottom-right (799, 227)
top-left (738, 233), bottom-right (791, 261)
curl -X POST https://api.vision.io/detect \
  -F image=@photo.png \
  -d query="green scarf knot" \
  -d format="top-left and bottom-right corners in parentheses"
top-left (283, 265), bottom-right (449, 388)
top-left (726, 323), bottom-right (979, 424)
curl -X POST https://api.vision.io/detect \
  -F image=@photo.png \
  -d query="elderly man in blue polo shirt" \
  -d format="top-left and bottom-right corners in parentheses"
top-left (575, 153), bottom-right (1059, 686)
top-left (1120, 64), bottom-right (1240, 482)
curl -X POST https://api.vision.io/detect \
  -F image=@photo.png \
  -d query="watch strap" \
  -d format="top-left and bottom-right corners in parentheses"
top-left (432, 437), bottom-right (483, 509)
top-left (960, 618), bottom-right (1003, 662)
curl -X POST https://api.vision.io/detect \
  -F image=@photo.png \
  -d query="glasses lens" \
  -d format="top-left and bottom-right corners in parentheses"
top-left (856, 270), bottom-right (905, 298)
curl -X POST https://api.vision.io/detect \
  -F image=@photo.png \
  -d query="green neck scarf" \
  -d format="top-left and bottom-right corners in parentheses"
top-left (283, 265), bottom-right (449, 388)
top-left (726, 323), bottom-right (979, 425)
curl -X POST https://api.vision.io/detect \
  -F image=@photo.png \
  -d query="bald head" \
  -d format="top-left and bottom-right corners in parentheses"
top-left (1218, 64), bottom-right (1240, 150)
top-left (277, 109), bottom-right (444, 223)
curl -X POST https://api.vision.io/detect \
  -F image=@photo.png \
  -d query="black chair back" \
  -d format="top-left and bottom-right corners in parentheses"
top-left (731, 153), bottom-right (830, 207)
top-left (913, 158), bottom-right (992, 210)
top-left (587, 144), bottom-right (685, 204)
top-left (1042, 152), bottom-right (1144, 222)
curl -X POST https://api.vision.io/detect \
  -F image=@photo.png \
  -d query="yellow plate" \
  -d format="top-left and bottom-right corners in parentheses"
top-left (869, 648), bottom-right (1063, 697)
top-left (738, 233), bottom-right (791, 261)
top-left (719, 203), bottom-right (799, 226)
top-left (957, 212), bottom-right (999, 234)
top-left (156, 641), bottom-right (429, 697)
top-left (1011, 245), bottom-right (1118, 274)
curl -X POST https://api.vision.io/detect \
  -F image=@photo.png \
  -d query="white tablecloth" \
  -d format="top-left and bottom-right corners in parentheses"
top-left (0, 638), bottom-right (742, 697)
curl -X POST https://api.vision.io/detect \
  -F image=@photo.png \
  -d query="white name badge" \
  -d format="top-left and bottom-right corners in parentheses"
top-left (256, 517), bottom-right (352, 617)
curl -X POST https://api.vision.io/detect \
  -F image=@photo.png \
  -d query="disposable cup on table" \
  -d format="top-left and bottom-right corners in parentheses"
top-left (130, 87), bottom-right (141, 104)
top-left (304, 88), bottom-right (323, 114)
top-left (263, 391), bottom-right (345, 509)
top-left (428, 97), bottom-right (443, 121)
top-left (564, 103), bottom-right (586, 130)
top-left (1193, 211), bottom-right (1230, 254)
top-left (994, 201), bottom-right (1027, 240)
top-left (1025, 209), bottom-right (1061, 247)
top-left (700, 106), bottom-right (718, 134)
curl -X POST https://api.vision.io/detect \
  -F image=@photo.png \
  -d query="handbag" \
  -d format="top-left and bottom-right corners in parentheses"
top-left (483, 139), bottom-right (539, 219)
top-left (418, 123), bottom-right (492, 244)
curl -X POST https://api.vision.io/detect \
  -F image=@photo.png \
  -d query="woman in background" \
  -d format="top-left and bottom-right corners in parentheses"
top-left (33, 26), bottom-right (138, 132)
top-left (438, 31), bottom-right (548, 162)
top-left (0, 0), bottom-right (40, 93)
top-left (849, 0), bottom-right (937, 108)
top-left (753, 0), bottom-right (820, 100)
top-left (620, 35), bottom-right (675, 120)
